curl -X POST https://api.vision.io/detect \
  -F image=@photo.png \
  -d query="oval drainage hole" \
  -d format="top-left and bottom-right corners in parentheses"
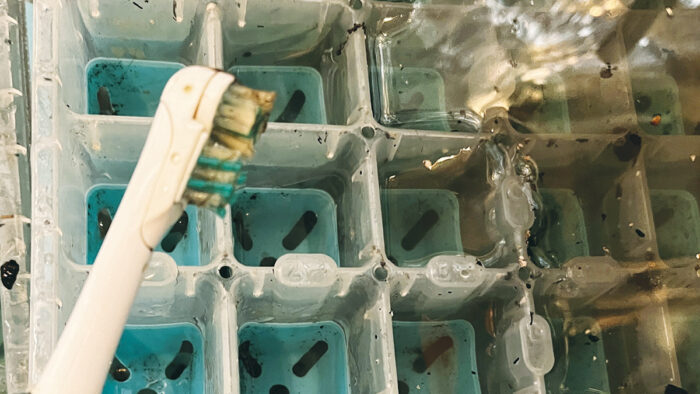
top-left (269, 384), bottom-right (290, 394)
top-left (282, 210), bottom-right (318, 250)
top-left (137, 389), bottom-right (157, 394)
top-left (234, 211), bottom-right (254, 251)
top-left (260, 257), bottom-right (277, 267)
top-left (97, 207), bottom-right (113, 239)
top-left (109, 356), bottom-right (130, 382)
top-left (161, 211), bottom-right (188, 252)
top-left (165, 340), bottom-right (194, 380)
top-left (401, 209), bottom-right (439, 251)
top-left (292, 340), bottom-right (328, 377)
top-left (238, 340), bottom-right (262, 378)
top-left (412, 335), bottom-right (453, 373)
top-left (274, 90), bottom-right (305, 123)
top-left (398, 380), bottom-right (410, 394)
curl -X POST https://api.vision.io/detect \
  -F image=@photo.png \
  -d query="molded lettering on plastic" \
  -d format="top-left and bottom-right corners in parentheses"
top-left (427, 256), bottom-right (485, 286)
top-left (274, 255), bottom-right (337, 287)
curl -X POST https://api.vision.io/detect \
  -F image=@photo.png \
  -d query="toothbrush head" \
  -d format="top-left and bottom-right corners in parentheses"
top-left (183, 80), bottom-right (276, 215)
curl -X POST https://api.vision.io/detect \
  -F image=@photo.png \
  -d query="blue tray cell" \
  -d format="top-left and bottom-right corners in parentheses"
top-left (381, 189), bottom-right (463, 267)
top-left (238, 321), bottom-right (350, 394)
top-left (392, 320), bottom-right (481, 394)
top-left (103, 323), bottom-right (205, 394)
top-left (228, 66), bottom-right (326, 124)
top-left (86, 184), bottom-right (201, 266)
top-left (87, 58), bottom-right (184, 117)
top-left (231, 188), bottom-right (339, 267)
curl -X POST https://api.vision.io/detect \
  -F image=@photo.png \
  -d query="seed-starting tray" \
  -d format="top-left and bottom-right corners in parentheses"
top-left (20, 0), bottom-right (700, 394)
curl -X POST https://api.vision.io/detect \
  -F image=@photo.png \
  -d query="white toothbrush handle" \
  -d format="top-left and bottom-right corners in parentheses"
top-left (33, 66), bottom-right (235, 393)
top-left (33, 221), bottom-right (155, 394)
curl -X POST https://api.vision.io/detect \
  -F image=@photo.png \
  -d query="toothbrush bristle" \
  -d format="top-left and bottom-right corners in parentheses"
top-left (185, 81), bottom-right (275, 215)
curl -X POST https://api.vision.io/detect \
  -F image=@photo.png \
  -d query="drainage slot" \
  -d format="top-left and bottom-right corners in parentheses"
top-left (401, 209), bottom-right (439, 251)
top-left (239, 340), bottom-right (262, 378)
top-left (292, 340), bottom-right (329, 377)
top-left (275, 90), bottom-right (306, 123)
top-left (97, 207), bottom-right (112, 239)
top-left (160, 211), bottom-right (188, 253)
top-left (234, 211), bottom-right (254, 251)
top-left (282, 211), bottom-right (318, 250)
top-left (165, 340), bottom-right (194, 380)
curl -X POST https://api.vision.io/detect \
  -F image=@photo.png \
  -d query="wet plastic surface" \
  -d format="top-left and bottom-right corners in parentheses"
top-left (22, 0), bottom-right (700, 394)
top-left (231, 188), bottom-right (340, 267)
top-left (392, 320), bottom-right (481, 394)
top-left (229, 66), bottom-right (327, 124)
top-left (86, 185), bottom-right (202, 266)
top-left (238, 321), bottom-right (349, 394)
top-left (104, 323), bottom-right (205, 394)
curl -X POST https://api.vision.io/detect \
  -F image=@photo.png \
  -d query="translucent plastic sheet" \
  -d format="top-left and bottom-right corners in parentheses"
top-left (23, 0), bottom-right (700, 393)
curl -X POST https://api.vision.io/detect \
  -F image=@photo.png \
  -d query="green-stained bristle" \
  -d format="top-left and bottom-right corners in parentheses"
top-left (184, 79), bottom-right (275, 217)
top-left (187, 179), bottom-right (235, 198)
top-left (196, 156), bottom-right (243, 171)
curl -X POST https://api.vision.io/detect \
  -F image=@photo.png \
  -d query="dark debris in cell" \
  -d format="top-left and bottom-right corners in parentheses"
top-left (599, 63), bottom-right (617, 79)
top-left (335, 22), bottom-right (366, 57)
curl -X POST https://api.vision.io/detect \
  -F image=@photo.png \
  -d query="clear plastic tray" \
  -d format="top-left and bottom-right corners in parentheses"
top-left (23, 0), bottom-right (700, 394)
